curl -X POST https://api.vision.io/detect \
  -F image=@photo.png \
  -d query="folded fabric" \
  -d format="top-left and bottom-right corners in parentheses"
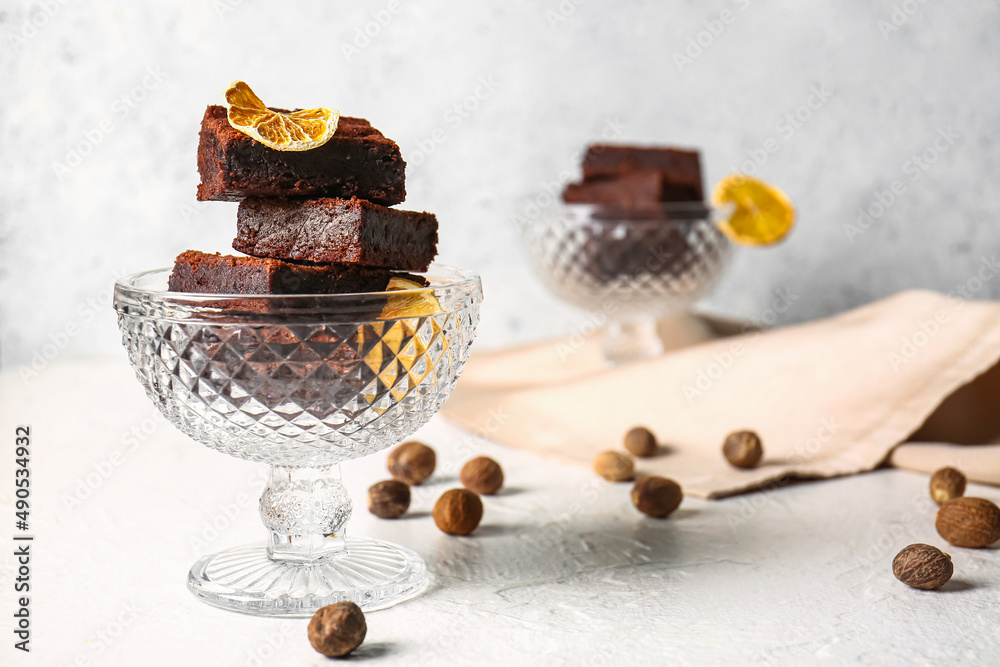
top-left (442, 291), bottom-right (1000, 498)
top-left (890, 443), bottom-right (1000, 485)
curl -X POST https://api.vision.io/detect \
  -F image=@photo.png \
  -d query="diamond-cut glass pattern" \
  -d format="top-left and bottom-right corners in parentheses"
top-left (119, 305), bottom-right (480, 468)
top-left (522, 208), bottom-right (732, 320)
top-left (113, 267), bottom-right (481, 615)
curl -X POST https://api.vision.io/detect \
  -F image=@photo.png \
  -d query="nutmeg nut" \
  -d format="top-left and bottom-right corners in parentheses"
top-left (722, 430), bottom-right (763, 469)
top-left (624, 426), bottom-right (658, 458)
top-left (308, 601), bottom-right (367, 658)
top-left (433, 488), bottom-right (483, 536)
top-left (631, 476), bottom-right (683, 518)
top-left (892, 543), bottom-right (953, 590)
top-left (387, 440), bottom-right (436, 485)
top-left (935, 497), bottom-right (1000, 548)
top-left (593, 450), bottom-right (634, 482)
top-left (367, 480), bottom-right (411, 519)
top-left (929, 467), bottom-right (966, 506)
top-left (460, 456), bottom-right (504, 495)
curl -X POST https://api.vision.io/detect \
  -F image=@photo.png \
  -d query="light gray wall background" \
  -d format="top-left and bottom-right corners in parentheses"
top-left (2, 0), bottom-right (999, 372)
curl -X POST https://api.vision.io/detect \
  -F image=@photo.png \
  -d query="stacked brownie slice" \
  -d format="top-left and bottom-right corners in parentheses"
top-left (169, 105), bottom-right (437, 295)
top-left (562, 144), bottom-right (704, 209)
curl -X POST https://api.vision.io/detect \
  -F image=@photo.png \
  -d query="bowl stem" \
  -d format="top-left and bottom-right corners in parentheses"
top-left (260, 464), bottom-right (353, 563)
top-left (187, 462), bottom-right (428, 614)
top-left (601, 317), bottom-right (664, 365)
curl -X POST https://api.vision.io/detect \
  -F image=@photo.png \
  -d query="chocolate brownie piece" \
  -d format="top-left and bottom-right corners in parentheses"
top-left (234, 197), bottom-right (438, 272)
top-left (563, 171), bottom-right (666, 208)
top-left (196, 106), bottom-right (406, 205)
top-left (168, 250), bottom-right (396, 295)
top-left (580, 145), bottom-right (703, 201)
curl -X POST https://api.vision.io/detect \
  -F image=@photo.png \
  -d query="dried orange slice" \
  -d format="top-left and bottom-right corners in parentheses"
top-left (360, 317), bottom-right (446, 407)
top-left (713, 174), bottom-right (796, 246)
top-left (224, 81), bottom-right (339, 152)
top-left (360, 280), bottom-right (447, 406)
top-left (379, 278), bottom-right (443, 320)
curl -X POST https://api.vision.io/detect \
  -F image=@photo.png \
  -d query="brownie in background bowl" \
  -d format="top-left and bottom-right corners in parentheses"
top-left (563, 144), bottom-right (703, 208)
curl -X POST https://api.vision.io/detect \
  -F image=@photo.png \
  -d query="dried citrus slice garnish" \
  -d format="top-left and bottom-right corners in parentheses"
top-left (361, 319), bottom-right (436, 403)
top-left (224, 81), bottom-right (339, 152)
top-left (379, 277), bottom-right (443, 320)
top-left (360, 279), bottom-right (447, 407)
top-left (713, 174), bottom-right (796, 246)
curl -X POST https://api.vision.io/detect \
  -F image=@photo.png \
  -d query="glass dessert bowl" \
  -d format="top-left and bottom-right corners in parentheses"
top-left (113, 265), bottom-right (482, 616)
top-left (521, 203), bottom-right (733, 364)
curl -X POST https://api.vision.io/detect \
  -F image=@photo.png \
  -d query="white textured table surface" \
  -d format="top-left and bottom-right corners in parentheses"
top-left (1, 359), bottom-right (998, 666)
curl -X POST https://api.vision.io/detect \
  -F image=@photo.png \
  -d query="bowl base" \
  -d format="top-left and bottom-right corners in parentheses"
top-left (601, 318), bottom-right (666, 365)
top-left (187, 538), bottom-right (428, 617)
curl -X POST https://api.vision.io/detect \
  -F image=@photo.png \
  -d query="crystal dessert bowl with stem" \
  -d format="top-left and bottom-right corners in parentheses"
top-left (520, 203), bottom-right (733, 364)
top-left (113, 264), bottom-right (482, 617)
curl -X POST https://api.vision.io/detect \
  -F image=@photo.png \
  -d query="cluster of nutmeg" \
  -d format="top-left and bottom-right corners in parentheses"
top-left (306, 445), bottom-right (507, 657)
top-left (591, 427), bottom-right (766, 518)
top-left (365, 440), bottom-right (504, 536)
top-left (891, 466), bottom-right (1000, 591)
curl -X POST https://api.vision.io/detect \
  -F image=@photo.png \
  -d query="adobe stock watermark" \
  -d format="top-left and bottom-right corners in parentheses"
top-left (19, 268), bottom-right (127, 385)
top-left (844, 127), bottom-right (960, 244)
top-left (60, 411), bottom-right (161, 512)
top-left (877, 0), bottom-right (933, 39)
top-left (61, 600), bottom-right (144, 667)
top-left (340, 0), bottom-right (403, 61)
top-left (673, 0), bottom-right (752, 72)
top-left (726, 476), bottom-right (788, 532)
top-left (52, 65), bottom-right (167, 181)
top-left (522, 476), bottom-right (605, 557)
top-left (213, 0), bottom-right (244, 19)
top-left (408, 75), bottom-right (500, 167)
top-left (682, 287), bottom-right (799, 403)
top-left (178, 198), bottom-right (211, 224)
top-left (947, 255), bottom-right (1000, 303)
top-left (545, 0), bottom-right (588, 29)
top-left (553, 299), bottom-right (621, 362)
top-left (510, 117), bottom-right (626, 230)
top-left (858, 490), bottom-right (937, 565)
top-left (410, 407), bottom-right (510, 505)
top-left (728, 416), bottom-right (841, 531)
top-left (551, 229), bottom-right (735, 363)
top-left (189, 468), bottom-right (268, 555)
top-left (885, 308), bottom-right (950, 373)
top-left (414, 606), bottom-right (477, 663)
top-left (886, 255), bottom-right (1000, 372)
top-left (729, 84), bottom-right (834, 177)
top-left (2, 0), bottom-right (73, 52)
top-left (240, 623), bottom-right (296, 667)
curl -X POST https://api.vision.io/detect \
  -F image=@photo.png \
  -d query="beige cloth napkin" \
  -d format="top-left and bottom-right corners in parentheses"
top-left (442, 291), bottom-right (1000, 498)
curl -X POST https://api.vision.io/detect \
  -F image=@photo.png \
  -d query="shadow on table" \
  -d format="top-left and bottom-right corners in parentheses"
top-left (344, 642), bottom-right (395, 660)
top-left (426, 514), bottom-right (697, 586)
top-left (493, 485), bottom-right (528, 497)
top-left (937, 578), bottom-right (978, 593)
